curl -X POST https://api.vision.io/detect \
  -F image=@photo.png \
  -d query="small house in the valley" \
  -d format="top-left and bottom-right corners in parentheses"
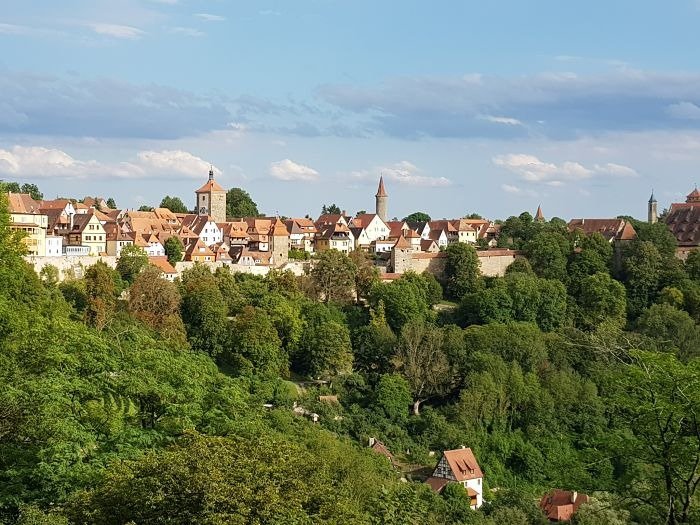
top-left (539, 489), bottom-right (589, 522)
top-left (425, 446), bottom-right (484, 509)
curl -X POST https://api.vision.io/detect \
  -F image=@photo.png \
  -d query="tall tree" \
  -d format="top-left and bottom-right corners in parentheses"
top-left (302, 320), bottom-right (353, 379)
top-left (525, 231), bottom-right (570, 281)
top-left (164, 236), bottom-right (184, 265)
top-left (321, 203), bottom-right (341, 215)
top-left (20, 183), bottom-right (43, 200)
top-left (444, 242), bottom-right (481, 300)
top-left (622, 241), bottom-right (663, 317)
top-left (610, 351), bottom-right (700, 525)
top-left (310, 250), bottom-right (357, 304)
top-left (393, 321), bottom-right (452, 415)
top-left (106, 197), bottom-right (116, 209)
top-left (116, 245), bottom-right (149, 284)
top-left (84, 261), bottom-right (117, 330)
top-left (226, 187), bottom-right (259, 218)
top-left (226, 306), bottom-right (286, 377)
top-left (179, 265), bottom-right (228, 357)
top-left (159, 195), bottom-right (189, 213)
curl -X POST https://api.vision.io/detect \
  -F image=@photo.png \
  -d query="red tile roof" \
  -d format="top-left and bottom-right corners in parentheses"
top-left (195, 179), bottom-right (226, 193)
top-left (539, 490), bottom-right (589, 522)
top-left (567, 218), bottom-right (637, 242)
top-left (442, 447), bottom-right (483, 481)
top-left (149, 256), bottom-right (177, 275)
top-left (376, 176), bottom-right (388, 197)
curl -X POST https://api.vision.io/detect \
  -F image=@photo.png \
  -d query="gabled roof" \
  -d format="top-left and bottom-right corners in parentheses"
top-left (393, 235), bottom-right (411, 249)
top-left (7, 193), bottom-right (42, 214)
top-left (567, 218), bottom-right (637, 242)
top-left (39, 198), bottom-right (73, 211)
top-left (67, 211), bottom-right (102, 234)
top-left (185, 238), bottom-right (215, 259)
top-left (441, 447), bottom-right (483, 481)
top-left (351, 213), bottom-right (382, 229)
top-left (149, 256), bottom-right (177, 275)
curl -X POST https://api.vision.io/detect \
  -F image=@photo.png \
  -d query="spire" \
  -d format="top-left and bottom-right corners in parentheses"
top-left (208, 165), bottom-right (214, 181)
top-left (376, 176), bottom-right (388, 197)
top-left (535, 205), bottom-right (544, 222)
top-left (649, 189), bottom-right (657, 203)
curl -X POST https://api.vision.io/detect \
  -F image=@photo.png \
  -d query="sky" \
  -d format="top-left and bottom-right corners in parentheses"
top-left (2, 1), bottom-right (700, 220)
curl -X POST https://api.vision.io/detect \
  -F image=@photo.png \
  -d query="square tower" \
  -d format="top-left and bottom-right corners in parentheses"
top-left (195, 167), bottom-right (227, 223)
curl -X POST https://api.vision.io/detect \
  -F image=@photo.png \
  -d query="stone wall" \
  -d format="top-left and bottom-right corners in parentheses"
top-left (394, 249), bottom-right (521, 279)
top-left (25, 255), bottom-right (118, 280)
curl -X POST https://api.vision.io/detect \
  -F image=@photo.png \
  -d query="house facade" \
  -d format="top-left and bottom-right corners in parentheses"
top-left (425, 447), bottom-right (484, 509)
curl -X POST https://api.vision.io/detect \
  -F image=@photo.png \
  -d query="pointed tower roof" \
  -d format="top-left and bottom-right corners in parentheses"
top-left (196, 166), bottom-right (225, 193)
top-left (535, 205), bottom-right (545, 221)
top-left (649, 190), bottom-right (657, 203)
top-left (687, 186), bottom-right (700, 203)
top-left (376, 176), bottom-right (388, 197)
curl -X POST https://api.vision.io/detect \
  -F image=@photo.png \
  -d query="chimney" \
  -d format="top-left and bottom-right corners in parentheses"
top-left (571, 491), bottom-right (577, 504)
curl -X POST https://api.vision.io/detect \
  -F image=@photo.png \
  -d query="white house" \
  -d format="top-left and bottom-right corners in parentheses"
top-left (45, 235), bottom-right (63, 256)
top-left (425, 447), bottom-right (484, 509)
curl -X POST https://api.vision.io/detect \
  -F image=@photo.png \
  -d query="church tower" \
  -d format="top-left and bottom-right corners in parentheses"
top-left (648, 191), bottom-right (658, 224)
top-left (375, 176), bottom-right (388, 222)
top-left (195, 167), bottom-right (227, 223)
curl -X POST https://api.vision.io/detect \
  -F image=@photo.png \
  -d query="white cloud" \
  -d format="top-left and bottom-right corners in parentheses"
top-left (352, 161), bottom-right (451, 187)
top-left (269, 159), bottom-right (319, 181)
top-left (0, 145), bottom-right (218, 180)
top-left (493, 154), bottom-right (637, 184)
top-left (195, 13), bottom-right (226, 22)
top-left (169, 26), bottom-right (205, 37)
top-left (501, 184), bottom-right (521, 193)
top-left (480, 115), bottom-right (523, 126)
top-left (89, 23), bottom-right (145, 40)
top-left (667, 101), bottom-right (700, 120)
top-left (0, 23), bottom-right (31, 35)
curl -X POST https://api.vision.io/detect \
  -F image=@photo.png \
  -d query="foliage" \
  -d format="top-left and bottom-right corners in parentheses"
top-left (84, 261), bottom-right (117, 329)
top-left (179, 265), bottom-right (228, 357)
top-left (226, 187), bottom-right (259, 218)
top-left (164, 236), bottom-right (184, 264)
top-left (321, 203), bottom-right (341, 215)
top-left (310, 249), bottom-right (357, 304)
top-left (444, 242), bottom-right (481, 300)
top-left (369, 278), bottom-right (429, 331)
top-left (226, 306), bottom-right (286, 377)
top-left (159, 195), bottom-right (189, 213)
top-left (115, 244), bottom-right (149, 284)
top-left (403, 211), bottom-right (431, 223)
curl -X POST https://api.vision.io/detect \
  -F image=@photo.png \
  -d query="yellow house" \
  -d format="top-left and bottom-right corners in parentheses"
top-left (7, 193), bottom-right (48, 256)
top-left (60, 212), bottom-right (107, 255)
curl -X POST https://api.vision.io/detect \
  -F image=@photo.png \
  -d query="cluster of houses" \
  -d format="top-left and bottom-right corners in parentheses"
top-left (6, 167), bottom-right (700, 277)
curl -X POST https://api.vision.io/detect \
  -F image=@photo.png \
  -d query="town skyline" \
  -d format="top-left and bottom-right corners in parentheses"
top-left (3, 1), bottom-right (700, 219)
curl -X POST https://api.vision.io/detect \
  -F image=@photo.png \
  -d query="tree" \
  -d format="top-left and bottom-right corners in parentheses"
top-left (179, 265), bottom-right (228, 357)
top-left (106, 197), bottom-right (116, 209)
top-left (633, 220), bottom-right (678, 260)
top-left (374, 373), bottom-right (412, 423)
top-left (302, 320), bottom-right (353, 378)
top-left (321, 203), bottom-right (342, 215)
top-left (403, 212), bottom-right (431, 223)
top-left (622, 241), bottom-right (663, 317)
top-left (84, 261), bottom-right (117, 330)
top-left (686, 249), bottom-right (700, 281)
top-left (525, 231), bottom-right (570, 281)
top-left (226, 187), bottom-right (259, 218)
top-left (0, 180), bottom-right (21, 193)
top-left (609, 351), bottom-right (700, 525)
top-left (159, 195), bottom-right (189, 213)
top-left (352, 302), bottom-right (397, 374)
top-left (636, 303), bottom-right (700, 361)
top-left (116, 245), bottom-right (149, 284)
top-left (394, 321), bottom-right (452, 415)
top-left (577, 272), bottom-right (627, 330)
top-left (128, 265), bottom-right (186, 342)
top-left (444, 242), bottom-right (481, 300)
top-left (164, 236), bottom-right (184, 265)
top-left (369, 278), bottom-right (428, 331)
top-left (349, 249), bottom-right (380, 301)
top-left (137, 205), bottom-right (154, 212)
top-left (310, 249), bottom-right (357, 304)
top-left (227, 306), bottom-right (286, 377)
top-left (20, 183), bottom-right (43, 200)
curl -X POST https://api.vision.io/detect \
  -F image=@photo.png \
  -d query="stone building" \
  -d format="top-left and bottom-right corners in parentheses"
top-left (195, 167), bottom-right (227, 223)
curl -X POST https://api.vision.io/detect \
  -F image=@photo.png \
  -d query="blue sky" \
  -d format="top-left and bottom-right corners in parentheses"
top-left (2, 1), bottom-right (700, 220)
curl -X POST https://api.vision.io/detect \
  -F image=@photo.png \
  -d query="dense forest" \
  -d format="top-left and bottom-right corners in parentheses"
top-left (1, 195), bottom-right (699, 524)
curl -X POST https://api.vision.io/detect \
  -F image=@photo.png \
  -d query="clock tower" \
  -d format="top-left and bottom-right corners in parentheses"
top-left (195, 167), bottom-right (227, 223)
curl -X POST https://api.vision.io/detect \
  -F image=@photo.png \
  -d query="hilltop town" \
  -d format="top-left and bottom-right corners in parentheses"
top-left (6, 169), bottom-right (700, 283)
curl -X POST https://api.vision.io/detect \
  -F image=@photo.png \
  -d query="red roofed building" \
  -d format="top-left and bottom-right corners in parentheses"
top-left (540, 489), bottom-right (589, 522)
top-left (665, 187), bottom-right (700, 258)
top-left (425, 447), bottom-right (484, 509)
top-left (195, 167), bottom-right (227, 223)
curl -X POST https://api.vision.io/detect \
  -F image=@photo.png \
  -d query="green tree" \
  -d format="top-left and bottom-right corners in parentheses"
top-left (636, 303), bottom-right (700, 361)
top-left (374, 373), bottom-right (412, 423)
top-left (39, 265), bottom-right (60, 287)
top-left (226, 187), bottom-right (259, 218)
top-left (116, 245), bottom-right (149, 284)
top-left (321, 203), bottom-right (341, 215)
top-left (164, 236), bottom-right (184, 265)
top-left (0, 180), bottom-right (21, 193)
top-left (622, 241), bottom-right (663, 317)
top-left (686, 249), bottom-right (700, 281)
top-left (84, 261), bottom-right (117, 329)
top-left (137, 205), bottom-right (154, 212)
top-left (525, 231), bottom-right (570, 281)
top-left (633, 220), bottom-right (678, 260)
top-left (609, 351), bottom-right (700, 525)
top-left (577, 272), bottom-right (627, 330)
top-left (394, 321), bottom-right (452, 415)
top-left (179, 265), bottom-right (228, 357)
top-left (352, 302), bottom-right (397, 374)
top-left (106, 197), bottom-right (116, 209)
top-left (159, 195), bottom-right (189, 213)
top-left (20, 183), bottom-right (43, 200)
top-left (369, 278), bottom-right (428, 331)
top-left (444, 242), bottom-right (481, 300)
top-left (310, 249), bottom-right (357, 304)
top-left (128, 265), bottom-right (186, 343)
top-left (403, 212), bottom-right (431, 223)
top-left (227, 306), bottom-right (286, 377)
top-left (505, 257), bottom-right (534, 276)
top-left (302, 320), bottom-right (353, 379)
top-left (350, 249), bottom-right (380, 301)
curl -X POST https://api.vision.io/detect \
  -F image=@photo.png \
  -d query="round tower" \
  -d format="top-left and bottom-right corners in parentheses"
top-left (648, 191), bottom-right (658, 224)
top-left (375, 176), bottom-right (388, 222)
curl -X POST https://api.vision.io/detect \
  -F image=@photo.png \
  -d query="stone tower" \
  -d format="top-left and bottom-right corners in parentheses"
top-left (195, 167), bottom-right (227, 223)
top-left (648, 191), bottom-right (658, 224)
top-left (270, 218), bottom-right (290, 267)
top-left (375, 176), bottom-right (388, 222)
